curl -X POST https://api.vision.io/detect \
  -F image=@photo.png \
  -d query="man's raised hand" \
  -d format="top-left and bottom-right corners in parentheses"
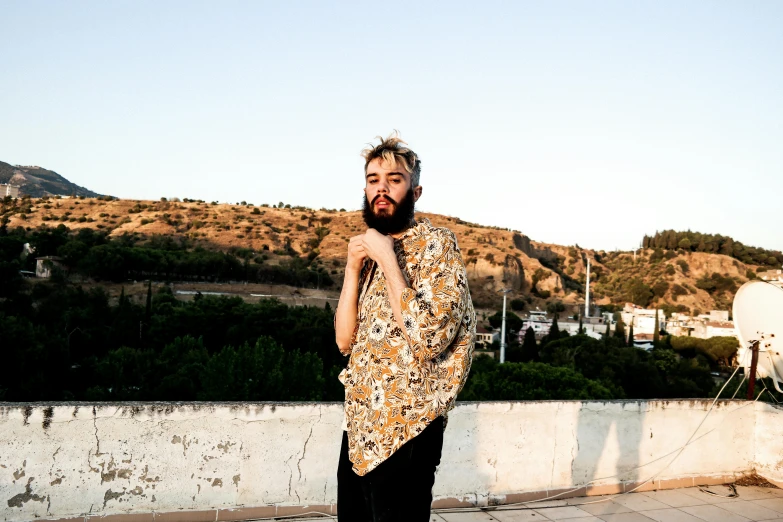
top-left (346, 234), bottom-right (368, 273)
top-left (361, 228), bottom-right (395, 265)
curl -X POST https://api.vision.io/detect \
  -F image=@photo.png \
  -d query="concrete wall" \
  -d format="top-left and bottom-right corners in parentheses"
top-left (754, 402), bottom-right (783, 486)
top-left (0, 400), bottom-right (776, 521)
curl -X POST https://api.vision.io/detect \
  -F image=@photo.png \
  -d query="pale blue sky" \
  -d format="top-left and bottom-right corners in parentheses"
top-left (1, 1), bottom-right (781, 252)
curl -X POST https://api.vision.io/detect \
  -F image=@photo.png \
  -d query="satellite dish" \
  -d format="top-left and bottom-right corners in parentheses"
top-left (733, 280), bottom-right (783, 392)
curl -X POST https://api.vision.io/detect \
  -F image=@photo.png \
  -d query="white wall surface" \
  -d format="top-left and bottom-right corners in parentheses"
top-left (0, 400), bottom-right (777, 521)
top-left (754, 402), bottom-right (783, 486)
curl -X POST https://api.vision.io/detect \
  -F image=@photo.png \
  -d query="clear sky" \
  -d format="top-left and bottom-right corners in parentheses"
top-left (2, 1), bottom-right (781, 252)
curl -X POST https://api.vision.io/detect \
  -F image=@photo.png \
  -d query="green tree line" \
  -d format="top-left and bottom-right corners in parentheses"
top-left (643, 230), bottom-right (782, 267)
top-left (0, 221), bottom-right (757, 403)
top-left (1, 223), bottom-right (332, 287)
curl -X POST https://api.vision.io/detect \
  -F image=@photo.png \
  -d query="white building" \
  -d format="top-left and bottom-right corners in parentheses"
top-left (758, 269), bottom-right (783, 289)
top-left (558, 320), bottom-right (608, 340)
top-left (621, 303), bottom-right (665, 338)
top-left (518, 310), bottom-right (553, 340)
top-left (703, 320), bottom-right (735, 338)
top-left (35, 256), bottom-right (64, 278)
top-left (660, 310), bottom-right (736, 340)
top-left (1, 183), bottom-right (20, 198)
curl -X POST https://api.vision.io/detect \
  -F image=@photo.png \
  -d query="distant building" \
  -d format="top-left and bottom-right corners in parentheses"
top-left (35, 256), bottom-right (64, 278)
top-left (666, 312), bottom-right (693, 337)
top-left (703, 321), bottom-right (735, 338)
top-left (518, 310), bottom-right (553, 340)
top-left (708, 310), bottom-right (729, 321)
top-left (559, 317), bottom-right (608, 340)
top-left (475, 326), bottom-right (499, 347)
top-left (758, 269), bottom-right (783, 288)
top-left (662, 310), bottom-right (736, 340)
top-left (621, 303), bottom-right (665, 338)
top-left (1, 184), bottom-right (20, 198)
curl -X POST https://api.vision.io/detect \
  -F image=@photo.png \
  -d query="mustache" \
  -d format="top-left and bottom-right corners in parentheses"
top-left (372, 194), bottom-right (397, 206)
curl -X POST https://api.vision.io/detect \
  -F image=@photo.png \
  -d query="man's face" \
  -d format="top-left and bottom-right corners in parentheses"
top-left (362, 158), bottom-right (422, 235)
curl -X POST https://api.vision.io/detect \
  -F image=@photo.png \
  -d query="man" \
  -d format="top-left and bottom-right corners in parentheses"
top-left (334, 132), bottom-right (476, 521)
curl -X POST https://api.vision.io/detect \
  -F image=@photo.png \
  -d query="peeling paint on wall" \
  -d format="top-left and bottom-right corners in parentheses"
top-left (7, 477), bottom-right (46, 508)
top-left (0, 400), bottom-right (774, 522)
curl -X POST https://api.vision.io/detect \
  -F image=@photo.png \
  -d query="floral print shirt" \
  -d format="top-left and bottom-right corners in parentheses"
top-left (338, 218), bottom-right (476, 476)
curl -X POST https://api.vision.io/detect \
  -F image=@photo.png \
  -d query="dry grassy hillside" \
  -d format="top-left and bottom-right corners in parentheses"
top-left (4, 196), bottom-right (766, 314)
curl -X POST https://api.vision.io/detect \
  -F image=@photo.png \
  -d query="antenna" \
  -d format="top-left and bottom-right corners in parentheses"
top-left (733, 280), bottom-right (783, 393)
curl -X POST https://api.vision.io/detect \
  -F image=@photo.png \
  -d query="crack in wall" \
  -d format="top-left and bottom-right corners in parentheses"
top-left (284, 454), bottom-right (299, 503)
top-left (92, 410), bottom-right (102, 456)
top-left (297, 426), bottom-right (314, 481)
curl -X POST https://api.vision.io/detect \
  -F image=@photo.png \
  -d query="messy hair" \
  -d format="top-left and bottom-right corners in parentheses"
top-left (361, 131), bottom-right (421, 187)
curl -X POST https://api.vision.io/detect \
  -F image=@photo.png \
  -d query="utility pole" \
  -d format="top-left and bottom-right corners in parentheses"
top-left (747, 340), bottom-right (760, 400)
top-left (500, 290), bottom-right (508, 363)
top-left (584, 257), bottom-right (591, 319)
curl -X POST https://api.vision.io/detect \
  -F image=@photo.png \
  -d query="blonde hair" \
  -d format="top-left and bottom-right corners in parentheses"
top-left (361, 131), bottom-right (421, 187)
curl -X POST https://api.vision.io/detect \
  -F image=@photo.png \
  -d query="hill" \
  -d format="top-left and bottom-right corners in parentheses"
top-left (0, 161), bottom-right (100, 198)
top-left (1, 196), bottom-right (773, 316)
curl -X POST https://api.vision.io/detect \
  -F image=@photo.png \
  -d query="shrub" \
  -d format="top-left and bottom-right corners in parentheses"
top-left (650, 248), bottom-right (664, 263)
top-left (652, 280), bottom-right (669, 298)
top-left (510, 298), bottom-right (526, 311)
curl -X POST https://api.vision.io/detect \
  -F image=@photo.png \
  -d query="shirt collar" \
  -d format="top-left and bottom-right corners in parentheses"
top-left (396, 217), bottom-right (432, 243)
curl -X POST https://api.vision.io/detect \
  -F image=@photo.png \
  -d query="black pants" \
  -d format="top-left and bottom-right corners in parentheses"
top-left (337, 417), bottom-right (444, 522)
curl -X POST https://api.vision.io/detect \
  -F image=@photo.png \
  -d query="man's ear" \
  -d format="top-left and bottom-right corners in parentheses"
top-left (413, 185), bottom-right (422, 203)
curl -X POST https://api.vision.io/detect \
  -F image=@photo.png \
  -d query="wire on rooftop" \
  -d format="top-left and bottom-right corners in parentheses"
top-left (479, 349), bottom-right (768, 513)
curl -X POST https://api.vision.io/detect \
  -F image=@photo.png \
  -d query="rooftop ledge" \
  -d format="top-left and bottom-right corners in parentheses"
top-left (1, 400), bottom-right (782, 521)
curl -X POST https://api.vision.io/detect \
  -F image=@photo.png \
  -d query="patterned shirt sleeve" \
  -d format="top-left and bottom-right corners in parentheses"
top-left (400, 229), bottom-right (469, 362)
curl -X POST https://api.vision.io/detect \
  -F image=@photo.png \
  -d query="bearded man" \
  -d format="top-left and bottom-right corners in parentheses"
top-left (334, 132), bottom-right (476, 521)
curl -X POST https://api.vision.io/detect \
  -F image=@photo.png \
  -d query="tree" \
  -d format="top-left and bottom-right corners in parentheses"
top-left (628, 323), bottom-right (634, 347)
top-left (488, 310), bottom-right (523, 333)
top-left (625, 278), bottom-right (653, 307)
top-left (549, 315), bottom-right (560, 340)
top-left (605, 321), bottom-right (611, 338)
top-left (546, 301), bottom-right (566, 315)
top-left (521, 327), bottom-right (538, 362)
top-left (578, 314), bottom-right (583, 334)
top-left (652, 280), bottom-right (669, 298)
top-left (510, 298), bottom-right (526, 312)
top-left (144, 280), bottom-right (152, 339)
top-left (653, 310), bottom-right (660, 344)
top-left (614, 316), bottom-right (626, 343)
top-left (459, 357), bottom-right (614, 401)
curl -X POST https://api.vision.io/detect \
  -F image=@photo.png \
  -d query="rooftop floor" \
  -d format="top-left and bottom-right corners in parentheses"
top-left (296, 485), bottom-right (783, 522)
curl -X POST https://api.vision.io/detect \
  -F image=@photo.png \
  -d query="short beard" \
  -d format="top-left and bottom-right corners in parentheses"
top-left (362, 187), bottom-right (416, 235)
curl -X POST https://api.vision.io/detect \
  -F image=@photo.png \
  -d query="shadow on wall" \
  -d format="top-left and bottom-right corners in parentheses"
top-left (435, 405), bottom-right (494, 505)
top-left (572, 401), bottom-right (646, 493)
